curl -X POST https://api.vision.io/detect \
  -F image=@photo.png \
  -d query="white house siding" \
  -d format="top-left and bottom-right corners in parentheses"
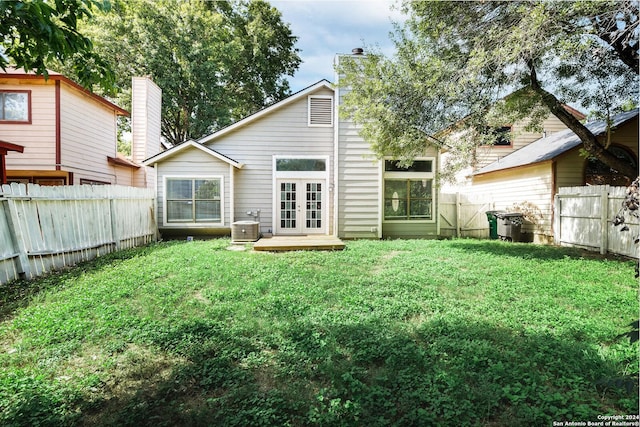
top-left (113, 165), bottom-right (134, 186)
top-left (336, 85), bottom-right (381, 239)
top-left (155, 147), bottom-right (231, 231)
top-left (59, 84), bottom-right (119, 184)
top-left (204, 87), bottom-right (335, 235)
top-left (471, 162), bottom-right (555, 243)
top-left (475, 115), bottom-right (570, 170)
top-left (131, 77), bottom-right (162, 188)
top-left (442, 115), bottom-right (571, 193)
top-left (2, 80), bottom-right (57, 169)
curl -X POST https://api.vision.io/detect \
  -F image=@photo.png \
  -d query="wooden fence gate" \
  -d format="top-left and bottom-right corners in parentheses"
top-left (439, 192), bottom-right (494, 238)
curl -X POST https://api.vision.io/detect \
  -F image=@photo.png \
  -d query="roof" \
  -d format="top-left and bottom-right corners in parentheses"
top-left (198, 80), bottom-right (333, 144)
top-left (0, 140), bottom-right (24, 154)
top-left (436, 97), bottom-right (586, 142)
top-left (142, 139), bottom-right (243, 168)
top-left (0, 67), bottom-right (129, 117)
top-left (108, 153), bottom-right (140, 169)
top-left (474, 109), bottom-right (639, 176)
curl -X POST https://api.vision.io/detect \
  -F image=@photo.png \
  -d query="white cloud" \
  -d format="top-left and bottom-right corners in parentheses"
top-left (271, 0), bottom-right (403, 91)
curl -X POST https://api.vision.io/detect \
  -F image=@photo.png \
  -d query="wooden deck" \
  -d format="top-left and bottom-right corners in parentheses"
top-left (253, 235), bottom-right (346, 252)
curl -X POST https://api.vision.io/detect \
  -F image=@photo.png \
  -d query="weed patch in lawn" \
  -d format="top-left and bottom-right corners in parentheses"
top-left (0, 239), bottom-right (637, 426)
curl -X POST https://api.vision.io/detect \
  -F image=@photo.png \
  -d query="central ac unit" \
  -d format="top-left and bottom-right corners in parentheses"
top-left (231, 221), bottom-right (260, 242)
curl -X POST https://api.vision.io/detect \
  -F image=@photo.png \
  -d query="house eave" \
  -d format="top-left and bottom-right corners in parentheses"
top-left (142, 139), bottom-right (243, 168)
top-left (473, 159), bottom-right (553, 178)
top-left (0, 67), bottom-right (130, 117)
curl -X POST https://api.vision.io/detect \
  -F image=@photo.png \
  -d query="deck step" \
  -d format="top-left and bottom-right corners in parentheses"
top-left (253, 235), bottom-right (345, 252)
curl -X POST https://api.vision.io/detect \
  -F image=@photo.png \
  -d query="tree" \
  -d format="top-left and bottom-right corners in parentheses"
top-left (71, 0), bottom-right (300, 146)
top-left (0, 0), bottom-right (114, 92)
top-left (338, 0), bottom-right (639, 179)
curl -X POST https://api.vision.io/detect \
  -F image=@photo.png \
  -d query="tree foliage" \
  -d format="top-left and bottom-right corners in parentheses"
top-left (338, 0), bottom-right (639, 179)
top-left (0, 0), bottom-right (114, 92)
top-left (72, 0), bottom-right (300, 145)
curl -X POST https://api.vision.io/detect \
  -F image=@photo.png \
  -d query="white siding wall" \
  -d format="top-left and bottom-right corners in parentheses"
top-left (131, 77), bottom-right (162, 188)
top-left (470, 162), bottom-right (555, 242)
top-left (113, 164), bottom-right (135, 186)
top-left (59, 84), bottom-right (118, 184)
top-left (2, 81), bottom-right (57, 168)
top-left (442, 115), bottom-right (572, 192)
top-left (155, 148), bottom-right (231, 229)
top-left (336, 84), bottom-right (381, 239)
top-left (204, 87), bottom-right (336, 235)
top-left (475, 115), bottom-right (570, 171)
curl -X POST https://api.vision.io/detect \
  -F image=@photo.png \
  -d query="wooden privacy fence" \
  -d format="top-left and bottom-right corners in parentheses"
top-left (439, 192), bottom-right (495, 239)
top-left (554, 185), bottom-right (638, 258)
top-left (0, 183), bottom-right (157, 285)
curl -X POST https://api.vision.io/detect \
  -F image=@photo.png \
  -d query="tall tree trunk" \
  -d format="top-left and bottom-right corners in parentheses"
top-left (528, 61), bottom-right (637, 179)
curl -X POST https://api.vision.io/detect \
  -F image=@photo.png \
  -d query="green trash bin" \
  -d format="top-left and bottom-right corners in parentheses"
top-left (485, 211), bottom-right (505, 240)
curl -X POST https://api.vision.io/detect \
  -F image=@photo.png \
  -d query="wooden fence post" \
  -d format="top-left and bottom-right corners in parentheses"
top-left (110, 198), bottom-right (120, 251)
top-left (456, 192), bottom-right (461, 238)
top-left (600, 185), bottom-right (609, 255)
top-left (2, 198), bottom-right (32, 279)
top-left (553, 194), bottom-right (560, 245)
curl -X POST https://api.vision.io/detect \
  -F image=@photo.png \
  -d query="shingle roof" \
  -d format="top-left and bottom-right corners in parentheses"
top-left (474, 109), bottom-right (639, 175)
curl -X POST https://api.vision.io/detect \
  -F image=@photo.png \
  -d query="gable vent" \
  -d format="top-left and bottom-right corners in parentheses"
top-left (308, 96), bottom-right (333, 127)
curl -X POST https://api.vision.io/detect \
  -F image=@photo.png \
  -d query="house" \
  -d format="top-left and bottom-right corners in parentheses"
top-left (467, 109), bottom-right (639, 243)
top-left (143, 59), bottom-right (440, 240)
top-left (440, 105), bottom-right (586, 192)
top-left (0, 68), bottom-right (161, 187)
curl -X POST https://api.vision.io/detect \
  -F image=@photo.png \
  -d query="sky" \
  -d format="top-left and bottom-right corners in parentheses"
top-left (270, 0), bottom-right (405, 92)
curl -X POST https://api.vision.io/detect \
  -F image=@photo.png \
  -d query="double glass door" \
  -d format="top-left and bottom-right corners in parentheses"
top-left (276, 179), bottom-right (325, 234)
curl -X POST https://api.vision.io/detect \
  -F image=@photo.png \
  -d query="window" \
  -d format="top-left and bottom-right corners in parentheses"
top-left (383, 158), bottom-right (435, 221)
top-left (166, 178), bottom-right (222, 223)
top-left (480, 126), bottom-right (512, 146)
top-left (276, 158), bottom-right (326, 172)
top-left (384, 179), bottom-right (433, 220)
top-left (492, 126), bottom-right (512, 146)
top-left (80, 179), bottom-right (109, 185)
top-left (0, 91), bottom-right (30, 122)
top-left (308, 96), bottom-right (333, 126)
top-left (384, 160), bottom-right (433, 173)
top-left (585, 145), bottom-right (637, 187)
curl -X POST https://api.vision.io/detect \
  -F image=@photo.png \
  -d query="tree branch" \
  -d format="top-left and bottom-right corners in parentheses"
top-left (528, 61), bottom-right (637, 179)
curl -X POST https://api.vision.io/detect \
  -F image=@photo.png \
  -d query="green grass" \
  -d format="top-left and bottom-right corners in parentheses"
top-left (0, 239), bottom-right (637, 426)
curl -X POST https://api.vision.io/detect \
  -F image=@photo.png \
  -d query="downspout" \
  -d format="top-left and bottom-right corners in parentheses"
top-left (229, 163), bottom-right (235, 225)
top-left (551, 160), bottom-right (557, 241)
top-left (333, 57), bottom-right (340, 238)
top-left (436, 150), bottom-right (441, 237)
top-left (55, 81), bottom-right (61, 172)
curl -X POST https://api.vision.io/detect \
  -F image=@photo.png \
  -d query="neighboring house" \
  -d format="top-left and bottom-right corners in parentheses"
top-left (440, 105), bottom-right (586, 192)
top-left (468, 109), bottom-right (639, 243)
top-left (0, 68), bottom-right (161, 187)
top-left (144, 72), bottom-right (440, 240)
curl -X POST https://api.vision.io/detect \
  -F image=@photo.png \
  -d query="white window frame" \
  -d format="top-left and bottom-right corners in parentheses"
top-left (383, 157), bottom-right (436, 223)
top-left (163, 175), bottom-right (224, 226)
top-left (308, 95), bottom-right (334, 127)
top-left (273, 155), bottom-right (330, 180)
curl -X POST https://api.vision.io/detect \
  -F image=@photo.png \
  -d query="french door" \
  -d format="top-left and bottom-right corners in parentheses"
top-left (276, 179), bottom-right (326, 234)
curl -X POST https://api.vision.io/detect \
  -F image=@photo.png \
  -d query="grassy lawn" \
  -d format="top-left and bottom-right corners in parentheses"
top-left (0, 239), bottom-right (637, 426)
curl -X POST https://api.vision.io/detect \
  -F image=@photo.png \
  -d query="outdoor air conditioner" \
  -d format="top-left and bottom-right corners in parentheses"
top-left (231, 221), bottom-right (260, 242)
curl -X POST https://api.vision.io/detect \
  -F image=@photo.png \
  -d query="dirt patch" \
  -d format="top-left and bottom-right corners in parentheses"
top-left (372, 250), bottom-right (409, 274)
